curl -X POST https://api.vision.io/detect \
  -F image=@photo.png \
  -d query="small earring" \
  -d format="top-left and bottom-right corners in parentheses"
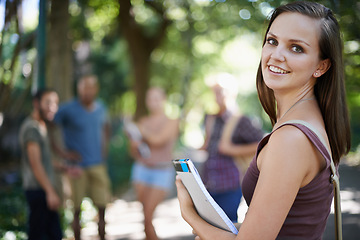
top-left (314, 72), bottom-right (319, 77)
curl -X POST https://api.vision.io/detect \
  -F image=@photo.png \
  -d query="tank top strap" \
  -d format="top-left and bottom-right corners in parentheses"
top-left (274, 120), bottom-right (332, 168)
top-left (276, 120), bottom-right (341, 235)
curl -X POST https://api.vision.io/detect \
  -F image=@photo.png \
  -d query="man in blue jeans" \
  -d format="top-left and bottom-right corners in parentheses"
top-left (19, 89), bottom-right (63, 240)
top-left (55, 75), bottom-right (111, 240)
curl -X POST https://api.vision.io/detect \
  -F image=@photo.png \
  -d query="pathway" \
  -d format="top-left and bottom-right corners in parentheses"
top-left (77, 163), bottom-right (360, 240)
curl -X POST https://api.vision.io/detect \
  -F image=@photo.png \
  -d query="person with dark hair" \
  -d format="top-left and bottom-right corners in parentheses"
top-left (19, 89), bottom-right (63, 240)
top-left (54, 75), bottom-right (111, 240)
top-left (175, 1), bottom-right (351, 239)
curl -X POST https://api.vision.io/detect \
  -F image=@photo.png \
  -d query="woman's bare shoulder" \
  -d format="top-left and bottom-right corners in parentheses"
top-left (265, 124), bottom-right (323, 169)
top-left (274, 118), bottom-right (329, 149)
top-left (269, 124), bottom-right (313, 148)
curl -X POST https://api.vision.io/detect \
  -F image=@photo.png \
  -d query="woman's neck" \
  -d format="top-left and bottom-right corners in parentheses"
top-left (149, 110), bottom-right (166, 118)
top-left (275, 89), bottom-right (315, 120)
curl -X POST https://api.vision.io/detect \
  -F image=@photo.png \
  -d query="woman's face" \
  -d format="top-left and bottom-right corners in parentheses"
top-left (146, 88), bottom-right (165, 113)
top-left (261, 12), bottom-right (327, 95)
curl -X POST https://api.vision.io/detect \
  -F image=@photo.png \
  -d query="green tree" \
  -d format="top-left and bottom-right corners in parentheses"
top-left (338, 0), bottom-right (360, 148)
top-left (118, 0), bottom-right (171, 119)
top-left (46, 0), bottom-right (73, 102)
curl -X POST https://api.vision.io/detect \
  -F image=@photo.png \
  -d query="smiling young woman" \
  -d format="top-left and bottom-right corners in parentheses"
top-left (256, 2), bottom-right (350, 164)
top-left (261, 13), bottom-right (328, 95)
top-left (176, 2), bottom-right (351, 239)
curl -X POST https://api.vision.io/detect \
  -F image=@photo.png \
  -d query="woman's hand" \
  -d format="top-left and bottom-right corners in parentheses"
top-left (175, 175), bottom-right (197, 222)
top-left (175, 175), bottom-right (238, 240)
top-left (128, 139), bottom-right (141, 159)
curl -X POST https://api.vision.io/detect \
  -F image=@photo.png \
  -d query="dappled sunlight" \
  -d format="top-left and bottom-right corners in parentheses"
top-left (183, 109), bottom-right (206, 149)
top-left (80, 198), bottom-right (194, 240)
top-left (333, 190), bottom-right (360, 214)
top-left (22, 0), bottom-right (39, 30)
top-left (79, 193), bottom-right (250, 240)
top-left (1, 1), bottom-right (359, 239)
top-left (259, 2), bottom-right (274, 17)
top-left (153, 198), bottom-right (194, 239)
top-left (220, 34), bottom-right (261, 94)
top-left (0, 112), bottom-right (3, 128)
top-left (78, 163), bottom-right (359, 240)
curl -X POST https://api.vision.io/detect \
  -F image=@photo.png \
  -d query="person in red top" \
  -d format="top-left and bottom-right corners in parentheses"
top-left (175, 1), bottom-right (351, 239)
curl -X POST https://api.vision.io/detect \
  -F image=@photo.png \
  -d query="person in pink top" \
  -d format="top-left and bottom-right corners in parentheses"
top-left (128, 87), bottom-right (179, 240)
top-left (175, 1), bottom-right (351, 239)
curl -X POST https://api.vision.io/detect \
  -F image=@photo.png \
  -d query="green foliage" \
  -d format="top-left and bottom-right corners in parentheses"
top-left (91, 37), bottom-right (131, 114)
top-left (337, 0), bottom-right (360, 149)
top-left (1, 0), bottom-right (359, 160)
top-left (106, 119), bottom-right (134, 196)
top-left (0, 180), bottom-right (27, 240)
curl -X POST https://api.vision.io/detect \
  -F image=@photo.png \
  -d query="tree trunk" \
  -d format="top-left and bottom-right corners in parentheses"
top-left (46, 0), bottom-right (73, 102)
top-left (0, 0), bottom-right (22, 114)
top-left (133, 53), bottom-right (150, 119)
top-left (118, 0), bottom-right (170, 120)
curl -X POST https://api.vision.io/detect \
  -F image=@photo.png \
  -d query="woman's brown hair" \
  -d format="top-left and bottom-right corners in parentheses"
top-left (256, 1), bottom-right (351, 164)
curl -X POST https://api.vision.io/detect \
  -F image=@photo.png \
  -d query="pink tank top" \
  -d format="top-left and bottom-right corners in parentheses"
top-left (137, 118), bottom-right (177, 168)
top-left (242, 122), bottom-right (335, 239)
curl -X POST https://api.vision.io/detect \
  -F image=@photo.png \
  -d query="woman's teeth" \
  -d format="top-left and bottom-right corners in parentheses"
top-left (269, 65), bottom-right (289, 74)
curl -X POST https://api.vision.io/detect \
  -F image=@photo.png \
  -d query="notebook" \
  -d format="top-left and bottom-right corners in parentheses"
top-left (173, 158), bottom-right (239, 234)
top-left (123, 119), bottom-right (151, 159)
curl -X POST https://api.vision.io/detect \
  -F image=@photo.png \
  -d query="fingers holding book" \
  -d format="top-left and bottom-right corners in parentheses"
top-left (175, 175), bottom-right (197, 221)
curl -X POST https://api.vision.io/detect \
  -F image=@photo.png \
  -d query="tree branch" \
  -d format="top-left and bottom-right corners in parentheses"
top-left (144, 1), bottom-right (171, 51)
top-left (144, 1), bottom-right (164, 16)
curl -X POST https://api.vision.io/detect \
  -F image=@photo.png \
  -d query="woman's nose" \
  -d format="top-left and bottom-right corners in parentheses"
top-left (271, 46), bottom-right (286, 62)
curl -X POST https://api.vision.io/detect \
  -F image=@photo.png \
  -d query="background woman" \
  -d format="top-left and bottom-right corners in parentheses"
top-left (128, 87), bottom-right (179, 240)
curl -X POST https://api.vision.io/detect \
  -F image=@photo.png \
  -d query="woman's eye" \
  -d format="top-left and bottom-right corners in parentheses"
top-left (266, 38), bottom-right (277, 46)
top-left (291, 45), bottom-right (304, 53)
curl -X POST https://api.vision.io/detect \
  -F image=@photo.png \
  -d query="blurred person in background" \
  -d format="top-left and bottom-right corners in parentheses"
top-left (200, 81), bottom-right (264, 223)
top-left (19, 89), bottom-right (63, 240)
top-left (54, 75), bottom-right (111, 240)
top-left (127, 87), bottom-right (179, 240)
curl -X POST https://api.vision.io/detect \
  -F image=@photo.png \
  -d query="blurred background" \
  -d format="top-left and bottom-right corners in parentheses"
top-left (0, 0), bottom-right (359, 239)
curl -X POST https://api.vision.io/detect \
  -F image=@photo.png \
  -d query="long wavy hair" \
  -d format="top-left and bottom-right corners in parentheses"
top-left (256, 1), bottom-right (351, 164)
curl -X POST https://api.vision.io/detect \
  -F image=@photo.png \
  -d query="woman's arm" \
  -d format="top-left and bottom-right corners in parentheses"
top-left (175, 176), bottom-right (237, 240)
top-left (127, 138), bottom-right (141, 159)
top-left (238, 126), bottom-right (323, 239)
top-left (176, 125), bottom-right (322, 239)
top-left (218, 116), bottom-right (261, 158)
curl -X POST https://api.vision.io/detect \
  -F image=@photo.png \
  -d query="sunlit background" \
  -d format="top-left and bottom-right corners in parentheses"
top-left (0, 0), bottom-right (359, 239)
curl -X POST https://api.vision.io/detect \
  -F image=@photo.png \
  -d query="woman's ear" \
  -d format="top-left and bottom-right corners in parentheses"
top-left (313, 58), bottom-right (331, 78)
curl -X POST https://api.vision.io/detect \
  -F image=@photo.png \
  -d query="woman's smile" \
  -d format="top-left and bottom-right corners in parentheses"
top-left (268, 65), bottom-right (290, 74)
top-left (261, 12), bottom-right (324, 92)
